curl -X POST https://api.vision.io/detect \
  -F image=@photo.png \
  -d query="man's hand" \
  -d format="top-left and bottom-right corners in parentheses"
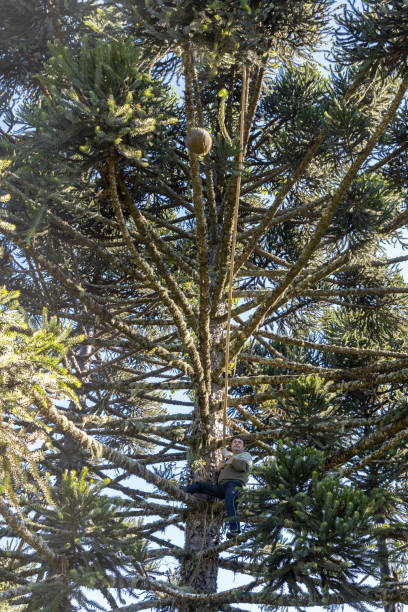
top-left (221, 447), bottom-right (232, 459)
top-left (216, 455), bottom-right (232, 473)
top-left (215, 459), bottom-right (225, 472)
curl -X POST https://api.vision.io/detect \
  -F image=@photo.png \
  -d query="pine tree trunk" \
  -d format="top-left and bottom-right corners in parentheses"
top-left (180, 374), bottom-right (225, 600)
top-left (378, 516), bottom-right (401, 612)
top-left (180, 242), bottom-right (226, 603)
top-left (179, 407), bottom-right (225, 609)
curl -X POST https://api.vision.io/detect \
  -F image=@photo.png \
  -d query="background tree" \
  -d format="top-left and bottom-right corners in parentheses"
top-left (2, 0), bottom-right (408, 610)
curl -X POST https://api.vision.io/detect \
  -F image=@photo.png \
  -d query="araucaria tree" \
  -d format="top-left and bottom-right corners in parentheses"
top-left (3, 0), bottom-right (408, 609)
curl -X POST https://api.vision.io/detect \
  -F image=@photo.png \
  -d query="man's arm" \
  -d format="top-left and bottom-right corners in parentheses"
top-left (215, 454), bottom-right (229, 476)
top-left (231, 452), bottom-right (253, 473)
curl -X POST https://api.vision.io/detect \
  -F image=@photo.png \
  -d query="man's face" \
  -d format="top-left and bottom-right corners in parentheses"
top-left (231, 438), bottom-right (245, 454)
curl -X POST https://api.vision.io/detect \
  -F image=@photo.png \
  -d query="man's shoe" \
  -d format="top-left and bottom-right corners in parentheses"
top-left (226, 529), bottom-right (240, 539)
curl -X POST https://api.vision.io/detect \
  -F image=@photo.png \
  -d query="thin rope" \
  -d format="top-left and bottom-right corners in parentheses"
top-left (222, 64), bottom-right (248, 445)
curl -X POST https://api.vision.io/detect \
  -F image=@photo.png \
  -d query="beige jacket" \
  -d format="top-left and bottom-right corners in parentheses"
top-left (218, 451), bottom-right (253, 486)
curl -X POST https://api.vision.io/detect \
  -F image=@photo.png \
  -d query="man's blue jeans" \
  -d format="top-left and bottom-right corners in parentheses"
top-left (186, 480), bottom-right (243, 532)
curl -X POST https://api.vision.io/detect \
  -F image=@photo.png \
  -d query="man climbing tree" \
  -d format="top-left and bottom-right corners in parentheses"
top-left (2, 0), bottom-right (408, 610)
top-left (186, 436), bottom-right (253, 537)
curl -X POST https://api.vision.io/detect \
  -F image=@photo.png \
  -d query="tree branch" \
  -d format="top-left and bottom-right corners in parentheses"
top-left (228, 72), bottom-right (408, 363)
top-left (182, 45), bottom-right (211, 407)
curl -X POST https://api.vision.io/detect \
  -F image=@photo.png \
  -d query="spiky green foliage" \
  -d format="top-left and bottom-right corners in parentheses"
top-left (27, 39), bottom-right (178, 165)
top-left (0, 287), bottom-right (80, 506)
top-left (244, 444), bottom-right (385, 605)
top-left (119, 0), bottom-right (331, 69)
top-left (0, 0), bottom-right (98, 121)
top-left (21, 468), bottom-right (152, 612)
top-left (336, 0), bottom-right (408, 77)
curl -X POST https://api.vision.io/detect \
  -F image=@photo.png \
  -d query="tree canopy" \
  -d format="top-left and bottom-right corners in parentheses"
top-left (2, 0), bottom-right (408, 610)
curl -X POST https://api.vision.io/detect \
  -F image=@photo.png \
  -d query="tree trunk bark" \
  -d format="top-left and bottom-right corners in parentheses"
top-left (180, 242), bottom-right (227, 604)
top-left (180, 375), bottom-right (225, 600)
top-left (378, 516), bottom-right (401, 612)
